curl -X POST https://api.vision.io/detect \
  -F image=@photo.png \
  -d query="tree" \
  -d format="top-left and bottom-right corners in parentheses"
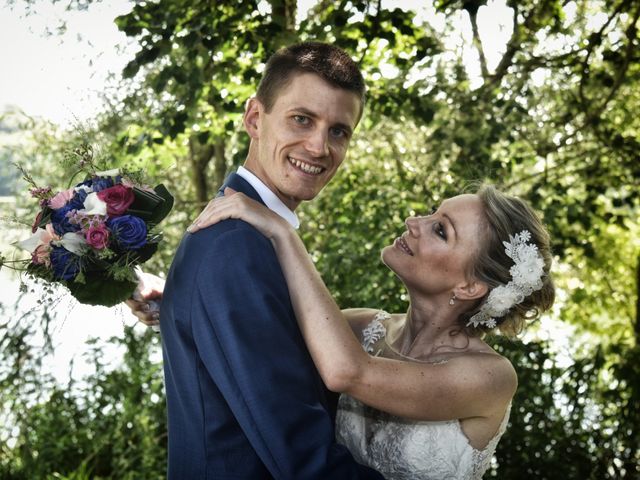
top-left (2, 1), bottom-right (639, 478)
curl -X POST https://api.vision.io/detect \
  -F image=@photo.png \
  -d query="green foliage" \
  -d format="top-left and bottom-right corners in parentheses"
top-left (2, 0), bottom-right (640, 478)
top-left (0, 322), bottom-right (166, 479)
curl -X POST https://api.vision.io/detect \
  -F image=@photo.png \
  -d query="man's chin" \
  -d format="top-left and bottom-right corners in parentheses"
top-left (283, 186), bottom-right (325, 205)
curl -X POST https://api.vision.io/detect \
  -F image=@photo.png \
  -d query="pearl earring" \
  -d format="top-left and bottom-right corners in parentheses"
top-left (449, 294), bottom-right (457, 306)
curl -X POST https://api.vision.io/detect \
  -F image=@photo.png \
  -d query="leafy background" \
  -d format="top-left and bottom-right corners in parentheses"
top-left (0, 0), bottom-right (638, 478)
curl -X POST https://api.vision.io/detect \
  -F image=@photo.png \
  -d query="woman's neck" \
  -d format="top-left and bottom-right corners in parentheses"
top-left (391, 299), bottom-right (469, 358)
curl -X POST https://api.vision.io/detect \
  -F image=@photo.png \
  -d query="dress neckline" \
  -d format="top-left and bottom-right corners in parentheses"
top-left (365, 311), bottom-right (512, 452)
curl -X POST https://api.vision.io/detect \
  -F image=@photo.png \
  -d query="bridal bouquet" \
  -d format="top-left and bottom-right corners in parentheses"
top-left (7, 145), bottom-right (173, 307)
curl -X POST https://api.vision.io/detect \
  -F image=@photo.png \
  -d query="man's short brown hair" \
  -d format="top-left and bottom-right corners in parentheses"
top-left (256, 42), bottom-right (366, 119)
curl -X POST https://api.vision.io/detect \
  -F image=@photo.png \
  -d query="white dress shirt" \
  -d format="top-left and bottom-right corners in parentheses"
top-left (236, 166), bottom-right (300, 229)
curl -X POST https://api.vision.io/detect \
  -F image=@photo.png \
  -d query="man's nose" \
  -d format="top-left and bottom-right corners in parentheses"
top-left (305, 129), bottom-right (329, 157)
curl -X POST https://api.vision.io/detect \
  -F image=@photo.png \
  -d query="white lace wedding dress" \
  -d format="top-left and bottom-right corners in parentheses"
top-left (335, 311), bottom-right (510, 480)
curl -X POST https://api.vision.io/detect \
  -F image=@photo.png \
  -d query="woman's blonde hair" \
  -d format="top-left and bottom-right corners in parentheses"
top-left (462, 185), bottom-right (555, 337)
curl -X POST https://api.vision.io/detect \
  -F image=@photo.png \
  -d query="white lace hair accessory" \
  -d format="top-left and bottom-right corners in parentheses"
top-left (467, 230), bottom-right (545, 329)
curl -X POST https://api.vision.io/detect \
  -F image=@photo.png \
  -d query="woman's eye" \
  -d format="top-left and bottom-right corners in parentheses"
top-left (435, 222), bottom-right (447, 240)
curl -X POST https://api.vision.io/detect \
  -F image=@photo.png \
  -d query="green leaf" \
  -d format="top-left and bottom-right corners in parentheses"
top-left (65, 271), bottom-right (138, 307)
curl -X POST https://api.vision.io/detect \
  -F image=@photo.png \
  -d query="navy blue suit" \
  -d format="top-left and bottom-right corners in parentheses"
top-left (160, 173), bottom-right (384, 479)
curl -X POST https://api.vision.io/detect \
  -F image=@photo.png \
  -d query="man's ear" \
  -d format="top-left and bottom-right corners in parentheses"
top-left (243, 97), bottom-right (261, 139)
top-left (454, 278), bottom-right (489, 302)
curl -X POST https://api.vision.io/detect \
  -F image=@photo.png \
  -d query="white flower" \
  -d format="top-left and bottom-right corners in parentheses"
top-left (467, 229), bottom-right (545, 329)
top-left (485, 285), bottom-right (520, 316)
top-left (16, 228), bottom-right (50, 253)
top-left (58, 232), bottom-right (87, 255)
top-left (510, 255), bottom-right (544, 289)
top-left (81, 192), bottom-right (107, 215)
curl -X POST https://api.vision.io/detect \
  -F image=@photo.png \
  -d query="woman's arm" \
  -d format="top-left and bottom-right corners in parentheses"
top-left (190, 190), bottom-right (516, 421)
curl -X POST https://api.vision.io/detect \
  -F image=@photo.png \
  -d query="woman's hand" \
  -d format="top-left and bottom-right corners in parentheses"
top-left (187, 187), bottom-right (292, 240)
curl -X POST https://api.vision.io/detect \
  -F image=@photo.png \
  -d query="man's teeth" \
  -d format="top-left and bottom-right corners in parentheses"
top-left (289, 157), bottom-right (323, 174)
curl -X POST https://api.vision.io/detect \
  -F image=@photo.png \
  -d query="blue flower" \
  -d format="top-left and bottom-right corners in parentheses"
top-left (50, 246), bottom-right (81, 281)
top-left (51, 205), bottom-right (80, 236)
top-left (76, 176), bottom-right (114, 193)
top-left (107, 215), bottom-right (147, 250)
top-left (67, 189), bottom-right (88, 210)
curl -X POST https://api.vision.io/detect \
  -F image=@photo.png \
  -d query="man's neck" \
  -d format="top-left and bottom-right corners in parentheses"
top-left (236, 166), bottom-right (300, 229)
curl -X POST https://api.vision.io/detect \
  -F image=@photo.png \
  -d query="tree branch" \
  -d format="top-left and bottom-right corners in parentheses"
top-left (578, 0), bottom-right (627, 106)
top-left (468, 7), bottom-right (489, 80)
top-left (487, 2), bottom-right (521, 86)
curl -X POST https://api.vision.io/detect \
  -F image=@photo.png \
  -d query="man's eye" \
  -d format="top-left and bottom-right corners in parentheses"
top-left (293, 115), bottom-right (309, 124)
top-left (329, 127), bottom-right (346, 139)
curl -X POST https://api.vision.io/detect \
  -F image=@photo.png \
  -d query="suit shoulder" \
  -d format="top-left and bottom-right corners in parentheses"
top-left (188, 219), bottom-right (271, 251)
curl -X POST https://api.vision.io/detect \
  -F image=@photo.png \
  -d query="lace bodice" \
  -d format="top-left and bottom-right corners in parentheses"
top-left (336, 311), bottom-right (510, 480)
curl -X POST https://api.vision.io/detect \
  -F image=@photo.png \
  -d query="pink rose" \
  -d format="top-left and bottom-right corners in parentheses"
top-left (86, 225), bottom-right (110, 250)
top-left (49, 188), bottom-right (75, 209)
top-left (45, 223), bottom-right (61, 242)
top-left (31, 244), bottom-right (51, 267)
top-left (96, 185), bottom-right (135, 216)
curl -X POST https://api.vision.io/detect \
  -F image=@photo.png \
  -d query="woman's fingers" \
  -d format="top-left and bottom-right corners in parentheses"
top-left (188, 191), bottom-right (246, 233)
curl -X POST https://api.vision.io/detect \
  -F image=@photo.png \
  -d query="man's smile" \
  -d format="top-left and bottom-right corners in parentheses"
top-left (287, 156), bottom-right (325, 175)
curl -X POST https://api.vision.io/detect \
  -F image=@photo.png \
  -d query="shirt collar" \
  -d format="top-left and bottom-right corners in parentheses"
top-left (236, 166), bottom-right (300, 229)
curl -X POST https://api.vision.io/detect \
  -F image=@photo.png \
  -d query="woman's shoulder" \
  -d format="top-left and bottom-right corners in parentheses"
top-left (454, 349), bottom-right (518, 407)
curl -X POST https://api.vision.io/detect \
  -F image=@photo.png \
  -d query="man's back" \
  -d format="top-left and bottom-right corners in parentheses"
top-left (159, 174), bottom-right (383, 479)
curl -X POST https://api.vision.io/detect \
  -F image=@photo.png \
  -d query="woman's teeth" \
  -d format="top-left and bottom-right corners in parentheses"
top-left (398, 237), bottom-right (414, 256)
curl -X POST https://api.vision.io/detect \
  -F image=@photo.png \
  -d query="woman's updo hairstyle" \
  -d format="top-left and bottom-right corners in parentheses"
top-left (464, 185), bottom-right (555, 337)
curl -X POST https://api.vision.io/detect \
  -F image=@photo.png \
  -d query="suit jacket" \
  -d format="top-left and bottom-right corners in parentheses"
top-left (160, 173), bottom-right (384, 479)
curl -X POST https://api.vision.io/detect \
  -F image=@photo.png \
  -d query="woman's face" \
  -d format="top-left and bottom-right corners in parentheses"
top-left (381, 194), bottom-right (485, 298)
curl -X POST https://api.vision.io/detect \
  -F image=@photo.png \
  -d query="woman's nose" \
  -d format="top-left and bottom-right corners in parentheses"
top-left (405, 217), bottom-right (419, 235)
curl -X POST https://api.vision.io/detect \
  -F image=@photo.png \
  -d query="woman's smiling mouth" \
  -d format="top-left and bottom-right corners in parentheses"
top-left (395, 236), bottom-right (414, 256)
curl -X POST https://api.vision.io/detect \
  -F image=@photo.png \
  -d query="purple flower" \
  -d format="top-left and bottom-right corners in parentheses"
top-left (107, 215), bottom-right (147, 250)
top-left (51, 205), bottom-right (81, 236)
top-left (50, 246), bottom-right (81, 281)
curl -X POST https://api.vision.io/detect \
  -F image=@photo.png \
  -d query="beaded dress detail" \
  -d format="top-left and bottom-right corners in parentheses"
top-left (336, 311), bottom-right (510, 480)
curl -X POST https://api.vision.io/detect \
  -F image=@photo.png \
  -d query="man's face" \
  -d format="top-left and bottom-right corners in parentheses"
top-left (243, 72), bottom-right (362, 210)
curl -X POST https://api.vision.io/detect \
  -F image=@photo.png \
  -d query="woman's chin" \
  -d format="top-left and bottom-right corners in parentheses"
top-left (380, 246), bottom-right (397, 270)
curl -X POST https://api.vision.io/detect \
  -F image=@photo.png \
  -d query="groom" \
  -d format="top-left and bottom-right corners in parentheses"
top-left (132, 43), bottom-right (384, 479)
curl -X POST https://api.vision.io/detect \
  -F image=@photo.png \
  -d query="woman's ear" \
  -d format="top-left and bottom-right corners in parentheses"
top-left (243, 97), bottom-right (261, 139)
top-left (454, 278), bottom-right (489, 302)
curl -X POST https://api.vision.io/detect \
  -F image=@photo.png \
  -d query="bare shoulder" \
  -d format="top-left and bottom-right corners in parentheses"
top-left (453, 350), bottom-right (518, 406)
top-left (341, 308), bottom-right (384, 338)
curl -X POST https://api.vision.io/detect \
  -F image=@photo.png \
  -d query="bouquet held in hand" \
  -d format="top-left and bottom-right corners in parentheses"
top-left (10, 148), bottom-right (173, 307)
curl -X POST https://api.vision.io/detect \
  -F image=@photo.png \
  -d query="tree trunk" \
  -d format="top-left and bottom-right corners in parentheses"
top-left (635, 254), bottom-right (640, 344)
top-left (188, 136), bottom-right (215, 206)
top-left (270, 0), bottom-right (297, 31)
top-left (213, 140), bottom-right (227, 192)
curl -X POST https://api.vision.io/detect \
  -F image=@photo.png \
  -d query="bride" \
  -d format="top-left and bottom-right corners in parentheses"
top-left (182, 183), bottom-right (555, 479)
top-left (130, 184), bottom-right (554, 479)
